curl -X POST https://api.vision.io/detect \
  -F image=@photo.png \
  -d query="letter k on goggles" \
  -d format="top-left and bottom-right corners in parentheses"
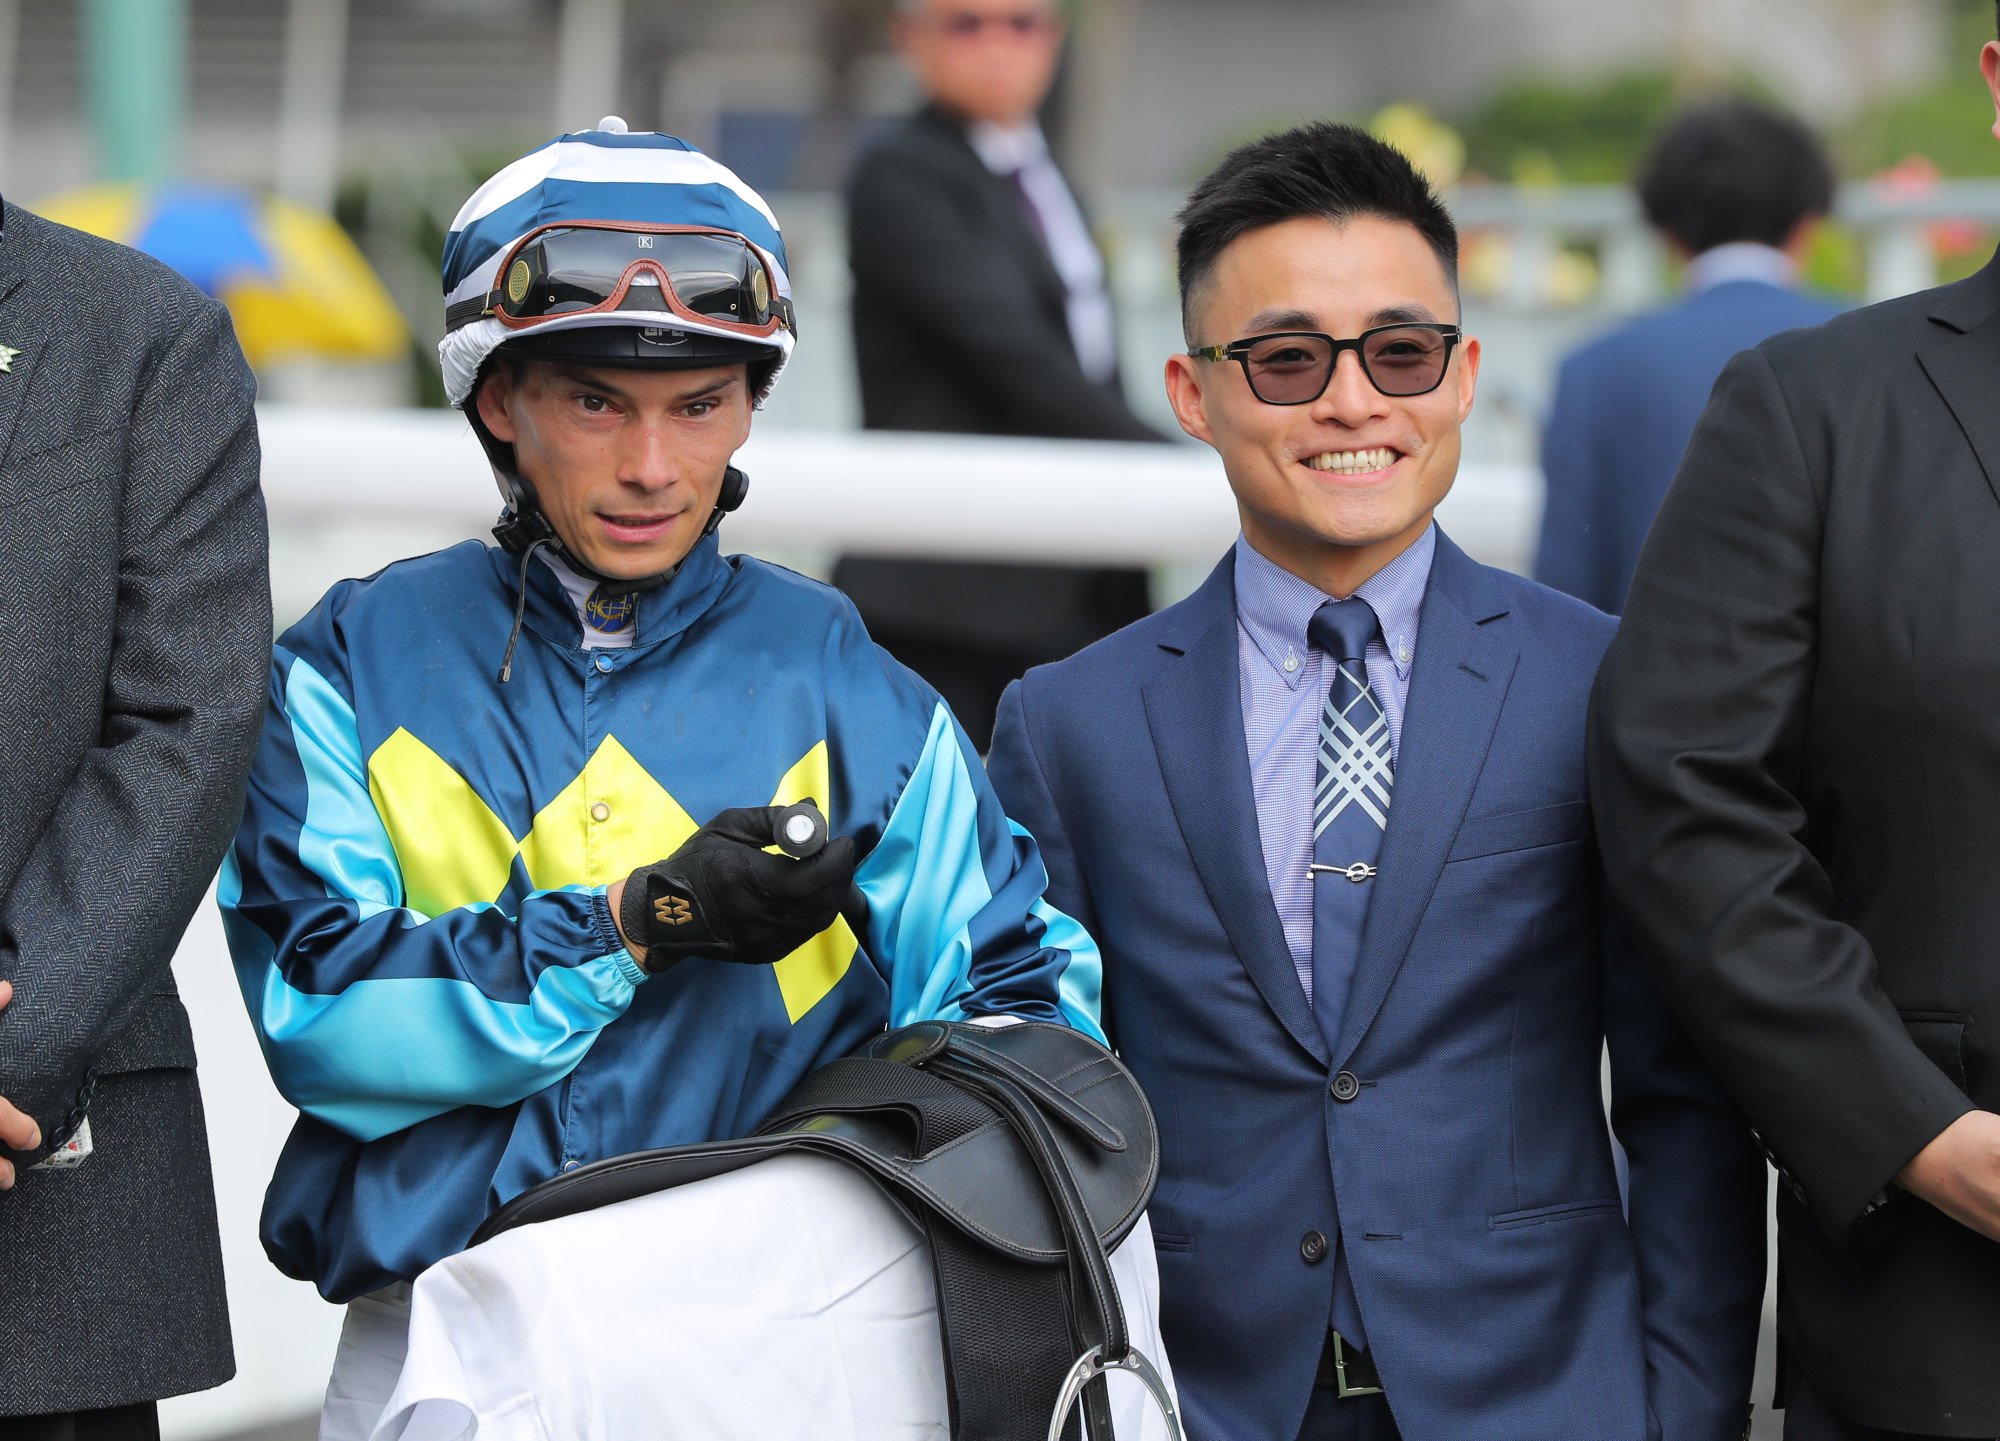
top-left (446, 221), bottom-right (795, 339)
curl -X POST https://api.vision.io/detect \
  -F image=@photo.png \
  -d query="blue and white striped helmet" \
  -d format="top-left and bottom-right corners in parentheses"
top-left (438, 118), bottom-right (795, 407)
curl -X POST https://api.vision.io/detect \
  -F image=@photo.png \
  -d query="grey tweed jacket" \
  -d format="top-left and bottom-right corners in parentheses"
top-left (0, 202), bottom-right (268, 1411)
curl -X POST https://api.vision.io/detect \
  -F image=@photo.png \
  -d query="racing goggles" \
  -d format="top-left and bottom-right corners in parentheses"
top-left (449, 222), bottom-right (793, 339)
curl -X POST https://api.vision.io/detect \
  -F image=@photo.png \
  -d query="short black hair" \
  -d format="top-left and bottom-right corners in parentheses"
top-left (1635, 99), bottom-right (1834, 256)
top-left (1174, 121), bottom-right (1459, 341)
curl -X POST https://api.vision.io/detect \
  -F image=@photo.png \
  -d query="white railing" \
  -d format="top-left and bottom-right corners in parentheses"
top-left (258, 406), bottom-right (1541, 628)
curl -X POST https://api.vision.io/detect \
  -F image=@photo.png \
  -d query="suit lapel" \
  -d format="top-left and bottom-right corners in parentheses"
top-left (0, 217), bottom-right (37, 472)
top-left (1142, 558), bottom-right (1329, 1065)
top-left (1918, 257), bottom-right (2000, 514)
top-left (1335, 535), bottom-right (1518, 1066)
top-left (979, 166), bottom-right (1068, 312)
top-left (923, 107), bottom-right (1069, 314)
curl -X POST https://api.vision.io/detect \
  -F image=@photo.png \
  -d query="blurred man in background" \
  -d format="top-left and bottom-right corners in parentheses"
top-left (1535, 98), bottom-right (1838, 614)
top-left (0, 199), bottom-right (268, 1439)
top-left (1590, 24), bottom-right (2000, 1439)
top-left (837, 0), bottom-right (1166, 749)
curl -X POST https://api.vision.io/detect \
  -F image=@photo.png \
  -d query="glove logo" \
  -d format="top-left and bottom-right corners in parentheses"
top-left (653, 895), bottom-right (694, 926)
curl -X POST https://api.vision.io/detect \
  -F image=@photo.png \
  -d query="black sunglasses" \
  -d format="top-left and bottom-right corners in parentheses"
top-left (1189, 324), bottom-right (1464, 405)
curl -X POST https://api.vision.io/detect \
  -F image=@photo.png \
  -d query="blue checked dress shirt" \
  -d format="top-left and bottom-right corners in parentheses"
top-left (1234, 526), bottom-right (1436, 1001)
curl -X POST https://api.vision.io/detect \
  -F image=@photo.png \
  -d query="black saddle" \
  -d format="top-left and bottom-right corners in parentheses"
top-left (474, 1020), bottom-right (1181, 1441)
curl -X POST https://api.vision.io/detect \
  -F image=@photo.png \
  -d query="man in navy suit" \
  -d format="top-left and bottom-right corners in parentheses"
top-left (1535, 99), bottom-right (1839, 614)
top-left (986, 123), bottom-right (1765, 1440)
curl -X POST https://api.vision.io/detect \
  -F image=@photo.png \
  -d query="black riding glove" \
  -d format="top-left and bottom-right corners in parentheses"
top-left (619, 805), bottom-right (858, 973)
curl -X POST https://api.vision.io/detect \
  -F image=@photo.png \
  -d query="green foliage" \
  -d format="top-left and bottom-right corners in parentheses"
top-left (1844, 66), bottom-right (2000, 178)
top-left (1834, 0), bottom-right (2000, 179)
top-left (1455, 71), bottom-right (1679, 185)
top-left (336, 143), bottom-right (547, 408)
top-left (1443, 1), bottom-right (2000, 186)
top-left (1797, 221), bottom-right (1864, 296)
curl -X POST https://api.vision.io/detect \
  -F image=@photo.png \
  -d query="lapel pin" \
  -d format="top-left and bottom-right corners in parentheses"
top-left (0, 343), bottom-right (18, 374)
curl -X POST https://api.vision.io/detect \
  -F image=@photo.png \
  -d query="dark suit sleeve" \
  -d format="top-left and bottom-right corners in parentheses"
top-left (1534, 353), bottom-right (1620, 611)
top-left (1600, 873), bottom-right (1767, 1438)
top-left (1588, 346), bottom-right (1972, 1240)
top-left (987, 678), bottom-right (1103, 962)
top-left (0, 300), bottom-right (269, 1140)
top-left (847, 148), bottom-right (1164, 443)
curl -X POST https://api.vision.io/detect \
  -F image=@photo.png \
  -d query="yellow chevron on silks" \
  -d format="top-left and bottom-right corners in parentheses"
top-left (517, 735), bottom-right (698, 891)
top-left (367, 727), bottom-right (520, 919)
top-left (365, 729), bottom-right (857, 1022)
top-left (764, 740), bottom-right (859, 1023)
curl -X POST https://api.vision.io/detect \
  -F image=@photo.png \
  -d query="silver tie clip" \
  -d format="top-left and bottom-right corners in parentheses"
top-left (1308, 862), bottom-right (1378, 883)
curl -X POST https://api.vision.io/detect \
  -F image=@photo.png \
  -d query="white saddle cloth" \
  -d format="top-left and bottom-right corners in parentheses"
top-left (368, 1150), bottom-right (1180, 1441)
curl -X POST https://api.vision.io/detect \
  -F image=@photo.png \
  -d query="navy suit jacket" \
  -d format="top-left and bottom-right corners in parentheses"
top-left (1535, 280), bottom-right (1841, 613)
top-left (987, 531), bottom-right (1765, 1441)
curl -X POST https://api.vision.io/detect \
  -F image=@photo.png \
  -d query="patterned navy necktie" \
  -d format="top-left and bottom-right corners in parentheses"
top-left (1306, 597), bottom-right (1394, 1050)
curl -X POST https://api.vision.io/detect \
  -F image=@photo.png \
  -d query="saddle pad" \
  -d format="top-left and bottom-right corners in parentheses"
top-left (369, 1151), bottom-right (1180, 1441)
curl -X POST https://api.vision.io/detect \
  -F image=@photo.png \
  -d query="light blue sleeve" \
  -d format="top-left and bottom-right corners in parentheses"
top-left (220, 649), bottom-right (644, 1142)
top-left (854, 702), bottom-right (1104, 1042)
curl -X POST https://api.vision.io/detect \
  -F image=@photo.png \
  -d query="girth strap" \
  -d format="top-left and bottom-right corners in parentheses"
top-left (763, 1044), bottom-right (1123, 1438)
top-left (928, 1212), bottom-right (1093, 1441)
top-left (929, 1046), bottom-right (1124, 1441)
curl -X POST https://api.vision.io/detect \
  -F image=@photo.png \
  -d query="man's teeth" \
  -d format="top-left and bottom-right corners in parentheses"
top-left (1307, 448), bottom-right (1397, 474)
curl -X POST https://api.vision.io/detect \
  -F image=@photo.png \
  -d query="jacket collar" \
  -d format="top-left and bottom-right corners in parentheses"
top-left (1926, 243), bottom-right (2000, 336)
top-left (1334, 531), bottom-right (1516, 1063)
top-left (1141, 528), bottom-right (1515, 1065)
top-left (1919, 244), bottom-right (2000, 514)
top-left (0, 200), bottom-right (38, 470)
top-left (0, 199), bottom-right (24, 308)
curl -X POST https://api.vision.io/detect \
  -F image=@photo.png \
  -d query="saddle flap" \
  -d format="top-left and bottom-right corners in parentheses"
top-left (476, 1022), bottom-right (1157, 1267)
top-left (888, 1022), bottom-right (1157, 1262)
top-left (948, 1031), bottom-right (1127, 1152)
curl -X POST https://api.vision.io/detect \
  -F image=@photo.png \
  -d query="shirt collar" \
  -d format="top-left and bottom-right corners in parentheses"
top-left (1233, 525), bottom-right (1436, 690)
top-left (1685, 241), bottom-right (1796, 295)
top-left (965, 120), bottom-right (1048, 176)
top-left (516, 534), bottom-right (728, 649)
top-left (538, 551), bottom-right (611, 639)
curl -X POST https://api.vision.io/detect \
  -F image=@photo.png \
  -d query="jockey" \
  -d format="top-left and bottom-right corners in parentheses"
top-left (220, 119), bottom-right (1103, 1436)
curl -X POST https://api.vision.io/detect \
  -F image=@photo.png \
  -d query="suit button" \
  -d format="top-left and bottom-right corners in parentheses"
top-left (1330, 1071), bottom-right (1360, 1102)
top-left (594, 654), bottom-right (615, 673)
top-left (1300, 1230), bottom-right (1329, 1264)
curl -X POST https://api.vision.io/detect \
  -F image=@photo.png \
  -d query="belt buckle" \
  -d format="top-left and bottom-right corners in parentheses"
top-left (1333, 1332), bottom-right (1383, 1399)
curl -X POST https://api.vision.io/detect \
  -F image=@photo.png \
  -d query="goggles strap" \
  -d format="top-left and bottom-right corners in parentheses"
top-left (445, 296), bottom-right (491, 331)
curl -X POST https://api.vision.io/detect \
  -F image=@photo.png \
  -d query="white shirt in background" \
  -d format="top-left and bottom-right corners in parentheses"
top-left (1684, 240), bottom-right (1799, 295)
